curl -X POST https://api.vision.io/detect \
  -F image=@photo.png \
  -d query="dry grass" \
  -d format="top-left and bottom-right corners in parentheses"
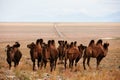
top-left (0, 39), bottom-right (120, 80)
top-left (0, 24), bottom-right (120, 80)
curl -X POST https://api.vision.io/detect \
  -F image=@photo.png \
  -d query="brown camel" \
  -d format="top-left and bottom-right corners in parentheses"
top-left (5, 42), bottom-right (22, 69)
top-left (40, 43), bottom-right (50, 69)
top-left (47, 40), bottom-right (58, 72)
top-left (83, 39), bottom-right (109, 70)
top-left (64, 41), bottom-right (86, 70)
top-left (27, 39), bottom-right (43, 71)
top-left (57, 40), bottom-right (67, 64)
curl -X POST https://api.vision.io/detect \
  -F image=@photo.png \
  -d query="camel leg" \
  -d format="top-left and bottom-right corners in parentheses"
top-left (54, 59), bottom-right (57, 70)
top-left (75, 61), bottom-right (77, 67)
top-left (96, 57), bottom-right (103, 70)
top-left (14, 62), bottom-right (17, 68)
top-left (58, 52), bottom-right (62, 64)
top-left (37, 59), bottom-right (40, 69)
top-left (50, 60), bottom-right (54, 72)
top-left (83, 56), bottom-right (87, 70)
top-left (44, 61), bottom-right (47, 69)
top-left (59, 52), bottom-right (61, 61)
top-left (69, 59), bottom-right (72, 68)
top-left (96, 57), bottom-right (100, 70)
top-left (9, 62), bottom-right (12, 70)
top-left (40, 59), bottom-right (44, 69)
top-left (71, 60), bottom-right (74, 69)
top-left (60, 55), bottom-right (63, 64)
top-left (50, 61), bottom-right (52, 72)
top-left (75, 57), bottom-right (80, 67)
top-left (87, 57), bottom-right (92, 69)
top-left (33, 60), bottom-right (36, 71)
top-left (64, 58), bottom-right (67, 69)
top-left (16, 62), bottom-right (19, 66)
top-left (7, 59), bottom-right (12, 70)
top-left (59, 55), bottom-right (64, 64)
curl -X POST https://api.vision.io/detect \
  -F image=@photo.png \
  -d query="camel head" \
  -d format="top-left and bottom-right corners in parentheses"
top-left (103, 42), bottom-right (109, 50)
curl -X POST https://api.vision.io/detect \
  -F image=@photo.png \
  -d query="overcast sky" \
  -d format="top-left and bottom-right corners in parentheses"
top-left (0, 0), bottom-right (120, 22)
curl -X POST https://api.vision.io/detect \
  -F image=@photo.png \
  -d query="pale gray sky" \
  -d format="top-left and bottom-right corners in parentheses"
top-left (0, 0), bottom-right (120, 22)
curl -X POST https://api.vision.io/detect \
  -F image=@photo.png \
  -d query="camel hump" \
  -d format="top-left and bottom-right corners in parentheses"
top-left (88, 40), bottom-right (95, 47)
top-left (96, 39), bottom-right (103, 45)
top-left (13, 42), bottom-right (20, 48)
top-left (36, 38), bottom-right (43, 45)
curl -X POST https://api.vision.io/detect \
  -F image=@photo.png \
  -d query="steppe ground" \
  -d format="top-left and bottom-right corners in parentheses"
top-left (0, 23), bottom-right (120, 80)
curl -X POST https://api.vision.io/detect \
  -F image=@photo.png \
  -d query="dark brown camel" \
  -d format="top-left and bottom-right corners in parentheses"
top-left (64, 41), bottom-right (86, 70)
top-left (57, 40), bottom-right (66, 64)
top-left (27, 39), bottom-right (43, 71)
top-left (83, 39), bottom-right (109, 70)
top-left (47, 40), bottom-right (58, 72)
top-left (40, 43), bottom-right (50, 69)
top-left (5, 42), bottom-right (22, 69)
